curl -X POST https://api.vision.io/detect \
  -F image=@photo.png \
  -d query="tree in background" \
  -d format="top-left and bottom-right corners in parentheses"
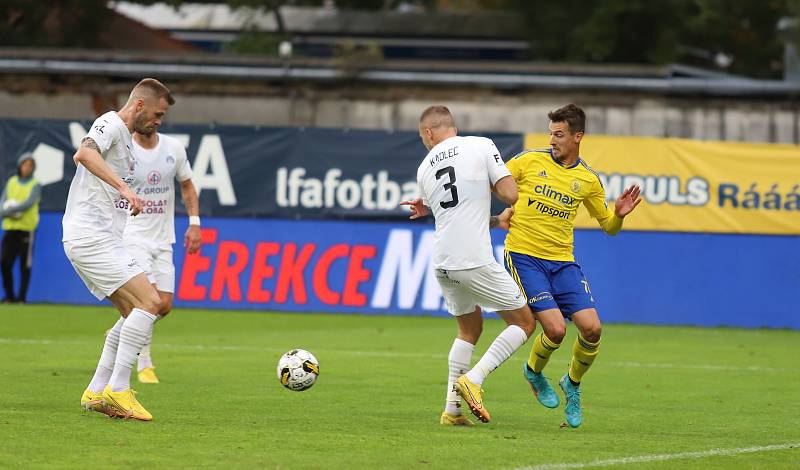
top-left (509, 0), bottom-right (800, 78)
top-left (2, 0), bottom-right (798, 78)
top-left (1, 0), bottom-right (111, 47)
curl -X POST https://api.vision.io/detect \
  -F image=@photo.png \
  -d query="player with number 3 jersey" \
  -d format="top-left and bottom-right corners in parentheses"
top-left (401, 105), bottom-right (536, 425)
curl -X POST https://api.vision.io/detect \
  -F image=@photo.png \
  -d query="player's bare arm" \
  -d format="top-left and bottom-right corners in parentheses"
top-left (180, 178), bottom-right (201, 254)
top-left (400, 197), bottom-right (430, 220)
top-left (74, 137), bottom-right (144, 215)
top-left (492, 175), bottom-right (518, 205)
top-left (614, 184), bottom-right (642, 218)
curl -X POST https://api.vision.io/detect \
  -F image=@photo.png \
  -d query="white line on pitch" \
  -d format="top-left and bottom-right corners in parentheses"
top-left (0, 337), bottom-right (794, 372)
top-left (513, 442), bottom-right (800, 470)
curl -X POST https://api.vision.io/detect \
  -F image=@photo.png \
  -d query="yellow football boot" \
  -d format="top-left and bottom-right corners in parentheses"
top-left (80, 389), bottom-right (119, 418)
top-left (101, 385), bottom-right (153, 421)
top-left (439, 411), bottom-right (475, 426)
top-left (454, 375), bottom-right (491, 423)
top-left (137, 367), bottom-right (160, 384)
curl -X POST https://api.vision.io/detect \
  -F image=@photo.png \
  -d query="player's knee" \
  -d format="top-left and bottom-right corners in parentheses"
top-left (544, 324), bottom-right (567, 343)
top-left (581, 323), bottom-right (602, 343)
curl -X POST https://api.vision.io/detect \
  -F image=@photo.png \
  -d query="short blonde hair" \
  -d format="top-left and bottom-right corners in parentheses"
top-left (131, 78), bottom-right (175, 105)
top-left (419, 105), bottom-right (455, 129)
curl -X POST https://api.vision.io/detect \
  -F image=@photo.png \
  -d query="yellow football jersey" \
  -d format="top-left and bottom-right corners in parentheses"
top-left (504, 148), bottom-right (622, 261)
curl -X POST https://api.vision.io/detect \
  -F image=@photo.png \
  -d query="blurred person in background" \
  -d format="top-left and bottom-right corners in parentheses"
top-left (0, 152), bottom-right (41, 303)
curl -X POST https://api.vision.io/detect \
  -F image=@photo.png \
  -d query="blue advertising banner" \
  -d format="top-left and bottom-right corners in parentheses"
top-left (12, 212), bottom-right (800, 329)
top-left (0, 119), bottom-right (523, 219)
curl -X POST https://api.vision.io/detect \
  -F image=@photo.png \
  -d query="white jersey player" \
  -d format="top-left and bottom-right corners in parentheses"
top-left (401, 105), bottom-right (535, 425)
top-left (65, 78), bottom-right (175, 422)
top-left (123, 131), bottom-right (201, 384)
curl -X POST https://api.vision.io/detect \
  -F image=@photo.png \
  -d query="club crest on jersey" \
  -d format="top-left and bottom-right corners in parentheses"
top-left (537, 170), bottom-right (548, 178)
top-left (147, 171), bottom-right (162, 185)
top-left (570, 179), bottom-right (581, 193)
top-left (166, 155), bottom-right (175, 165)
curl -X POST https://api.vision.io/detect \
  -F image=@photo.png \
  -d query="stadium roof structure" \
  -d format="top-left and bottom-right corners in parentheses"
top-left (0, 47), bottom-right (798, 99)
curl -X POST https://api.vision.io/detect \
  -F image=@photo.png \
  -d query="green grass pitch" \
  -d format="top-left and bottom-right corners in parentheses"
top-left (1, 305), bottom-right (798, 469)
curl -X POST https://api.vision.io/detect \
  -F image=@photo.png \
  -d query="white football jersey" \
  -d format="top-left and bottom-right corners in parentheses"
top-left (62, 111), bottom-right (135, 241)
top-left (416, 135), bottom-right (511, 270)
top-left (123, 133), bottom-right (193, 245)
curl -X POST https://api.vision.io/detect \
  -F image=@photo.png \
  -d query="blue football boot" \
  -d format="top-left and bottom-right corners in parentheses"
top-left (522, 363), bottom-right (559, 408)
top-left (559, 374), bottom-right (583, 428)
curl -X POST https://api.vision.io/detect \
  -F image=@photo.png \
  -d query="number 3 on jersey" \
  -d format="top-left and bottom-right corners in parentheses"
top-left (436, 166), bottom-right (459, 208)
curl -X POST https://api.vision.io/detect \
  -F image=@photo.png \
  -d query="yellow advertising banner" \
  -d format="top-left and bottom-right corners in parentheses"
top-left (524, 134), bottom-right (800, 235)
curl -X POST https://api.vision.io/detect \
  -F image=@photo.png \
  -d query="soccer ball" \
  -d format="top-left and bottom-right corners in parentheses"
top-left (277, 349), bottom-right (319, 391)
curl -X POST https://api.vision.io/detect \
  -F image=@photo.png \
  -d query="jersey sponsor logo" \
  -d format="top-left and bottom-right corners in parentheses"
top-left (141, 198), bottom-right (169, 215)
top-left (428, 146), bottom-right (459, 167)
top-left (529, 199), bottom-right (572, 220)
top-left (147, 171), bottom-right (162, 185)
top-left (143, 186), bottom-right (171, 195)
top-left (533, 184), bottom-right (576, 206)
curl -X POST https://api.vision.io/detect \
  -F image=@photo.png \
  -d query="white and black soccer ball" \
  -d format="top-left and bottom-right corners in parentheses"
top-left (277, 349), bottom-right (319, 391)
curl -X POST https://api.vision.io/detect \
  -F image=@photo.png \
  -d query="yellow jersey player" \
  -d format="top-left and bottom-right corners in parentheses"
top-left (494, 104), bottom-right (641, 428)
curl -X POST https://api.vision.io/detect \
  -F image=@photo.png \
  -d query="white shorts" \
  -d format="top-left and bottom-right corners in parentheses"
top-left (435, 262), bottom-right (527, 316)
top-left (127, 241), bottom-right (175, 293)
top-left (63, 237), bottom-right (144, 300)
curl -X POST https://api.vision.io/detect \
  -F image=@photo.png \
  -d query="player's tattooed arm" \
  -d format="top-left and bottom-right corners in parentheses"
top-left (80, 137), bottom-right (101, 154)
top-left (490, 207), bottom-right (514, 230)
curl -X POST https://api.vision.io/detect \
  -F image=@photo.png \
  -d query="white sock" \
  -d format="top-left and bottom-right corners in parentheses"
top-left (137, 342), bottom-right (153, 372)
top-left (87, 317), bottom-right (125, 393)
top-left (465, 325), bottom-right (528, 386)
top-left (109, 309), bottom-right (157, 392)
top-left (445, 338), bottom-right (475, 415)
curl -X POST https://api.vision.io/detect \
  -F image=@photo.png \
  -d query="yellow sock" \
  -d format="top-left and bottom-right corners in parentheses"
top-left (527, 332), bottom-right (561, 373)
top-left (568, 334), bottom-right (600, 383)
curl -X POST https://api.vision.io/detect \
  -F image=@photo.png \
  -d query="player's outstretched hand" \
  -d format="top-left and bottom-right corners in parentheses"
top-left (185, 225), bottom-right (202, 254)
top-left (120, 185), bottom-right (144, 216)
top-left (614, 184), bottom-right (642, 218)
top-left (400, 198), bottom-right (430, 220)
top-left (495, 207), bottom-right (514, 230)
